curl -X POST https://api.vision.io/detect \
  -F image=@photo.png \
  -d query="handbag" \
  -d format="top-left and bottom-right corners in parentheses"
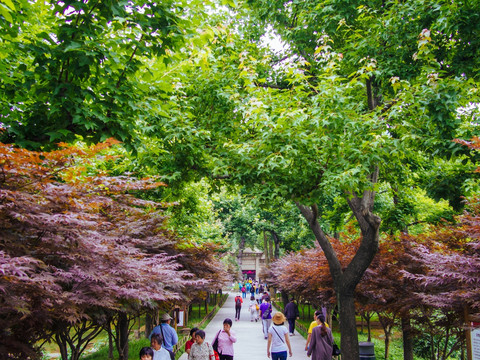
top-left (212, 330), bottom-right (221, 353)
top-left (332, 342), bottom-right (341, 356)
top-left (208, 342), bottom-right (220, 360)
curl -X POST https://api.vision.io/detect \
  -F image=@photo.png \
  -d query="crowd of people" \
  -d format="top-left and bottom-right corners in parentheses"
top-left (138, 281), bottom-right (337, 360)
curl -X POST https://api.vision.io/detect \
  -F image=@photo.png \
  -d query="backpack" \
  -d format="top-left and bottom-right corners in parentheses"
top-left (235, 297), bottom-right (242, 306)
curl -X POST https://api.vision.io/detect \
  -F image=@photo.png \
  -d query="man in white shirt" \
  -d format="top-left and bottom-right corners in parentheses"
top-left (151, 333), bottom-right (171, 360)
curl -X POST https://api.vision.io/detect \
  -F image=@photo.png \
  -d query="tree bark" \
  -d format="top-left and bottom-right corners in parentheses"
top-left (263, 230), bottom-right (270, 265)
top-left (281, 290), bottom-right (289, 308)
top-left (402, 317), bottom-right (414, 360)
top-left (237, 236), bottom-right (246, 266)
top-left (361, 311), bottom-right (373, 342)
top-left (338, 292), bottom-right (360, 359)
top-left (268, 235), bottom-right (274, 263)
top-left (108, 327), bottom-right (114, 359)
top-left (269, 227), bottom-right (281, 259)
top-left (55, 333), bottom-right (68, 360)
top-left (145, 313), bottom-right (153, 338)
top-left (116, 312), bottom-right (129, 360)
top-left (296, 168), bottom-right (381, 360)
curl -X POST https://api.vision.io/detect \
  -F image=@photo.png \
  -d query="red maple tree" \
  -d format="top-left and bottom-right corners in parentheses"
top-left (0, 140), bottom-right (227, 359)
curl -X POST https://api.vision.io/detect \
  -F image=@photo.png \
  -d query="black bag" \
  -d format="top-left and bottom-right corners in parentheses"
top-left (332, 342), bottom-right (341, 356)
top-left (212, 330), bottom-right (221, 353)
top-left (262, 305), bottom-right (271, 319)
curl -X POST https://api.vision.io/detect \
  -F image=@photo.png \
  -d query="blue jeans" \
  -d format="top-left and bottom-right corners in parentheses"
top-left (272, 351), bottom-right (287, 360)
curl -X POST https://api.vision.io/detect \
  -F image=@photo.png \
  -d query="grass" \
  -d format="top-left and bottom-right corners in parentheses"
top-left (41, 295), bottom-right (228, 359)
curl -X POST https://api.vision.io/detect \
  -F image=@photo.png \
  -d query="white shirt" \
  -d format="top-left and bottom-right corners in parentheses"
top-left (268, 324), bottom-right (288, 353)
top-left (153, 347), bottom-right (171, 360)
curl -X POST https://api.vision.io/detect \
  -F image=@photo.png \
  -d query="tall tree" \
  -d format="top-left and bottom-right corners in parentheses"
top-left (171, 2), bottom-right (480, 357)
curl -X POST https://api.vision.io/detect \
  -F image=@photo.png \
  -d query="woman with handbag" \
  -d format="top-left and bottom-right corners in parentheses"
top-left (267, 312), bottom-right (293, 360)
top-left (306, 314), bottom-right (335, 360)
top-left (212, 318), bottom-right (237, 360)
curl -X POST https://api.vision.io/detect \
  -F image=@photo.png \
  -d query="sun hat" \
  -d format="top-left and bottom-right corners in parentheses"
top-left (161, 313), bottom-right (173, 321)
top-left (272, 312), bottom-right (286, 325)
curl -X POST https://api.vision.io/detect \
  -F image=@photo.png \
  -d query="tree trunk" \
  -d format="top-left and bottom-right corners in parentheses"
top-left (296, 168), bottom-right (381, 360)
top-left (55, 333), bottom-right (68, 360)
top-left (338, 292), bottom-right (360, 360)
top-left (385, 330), bottom-right (392, 359)
top-left (268, 235), bottom-right (274, 263)
top-left (116, 312), bottom-right (129, 360)
top-left (145, 313), bottom-right (153, 338)
top-left (263, 230), bottom-right (270, 265)
top-left (237, 236), bottom-right (246, 269)
top-left (361, 311), bottom-right (373, 342)
top-left (281, 290), bottom-right (289, 308)
top-left (108, 327), bottom-right (114, 359)
top-left (269, 228), bottom-right (281, 259)
top-left (402, 317), bottom-right (414, 360)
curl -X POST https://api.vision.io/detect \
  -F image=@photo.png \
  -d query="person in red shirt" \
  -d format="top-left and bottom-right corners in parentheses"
top-left (234, 294), bottom-right (243, 321)
top-left (185, 327), bottom-right (199, 355)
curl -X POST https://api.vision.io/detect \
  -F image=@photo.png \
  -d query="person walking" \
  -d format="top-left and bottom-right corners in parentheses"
top-left (150, 313), bottom-right (179, 360)
top-left (305, 311), bottom-right (329, 351)
top-left (189, 330), bottom-right (215, 360)
top-left (283, 298), bottom-right (300, 336)
top-left (306, 314), bottom-right (334, 360)
top-left (260, 298), bottom-right (273, 339)
top-left (234, 293), bottom-right (243, 321)
top-left (212, 318), bottom-right (237, 360)
top-left (267, 312), bottom-right (293, 360)
top-left (248, 295), bottom-right (258, 322)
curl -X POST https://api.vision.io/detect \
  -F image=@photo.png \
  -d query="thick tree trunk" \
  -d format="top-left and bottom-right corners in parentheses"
top-left (116, 312), bottom-right (129, 360)
top-left (296, 168), bottom-right (380, 360)
top-left (402, 317), bottom-right (414, 360)
top-left (338, 292), bottom-right (360, 359)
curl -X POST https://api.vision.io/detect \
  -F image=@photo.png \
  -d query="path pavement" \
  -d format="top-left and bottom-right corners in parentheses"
top-left (179, 293), bottom-right (309, 360)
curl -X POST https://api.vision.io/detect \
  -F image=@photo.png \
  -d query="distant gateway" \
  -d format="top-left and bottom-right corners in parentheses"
top-left (240, 247), bottom-right (265, 281)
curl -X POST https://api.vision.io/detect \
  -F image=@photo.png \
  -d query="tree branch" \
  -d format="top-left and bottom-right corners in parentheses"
top-left (254, 82), bottom-right (291, 90)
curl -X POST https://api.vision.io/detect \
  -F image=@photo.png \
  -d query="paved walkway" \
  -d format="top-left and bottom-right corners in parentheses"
top-left (179, 293), bottom-right (309, 360)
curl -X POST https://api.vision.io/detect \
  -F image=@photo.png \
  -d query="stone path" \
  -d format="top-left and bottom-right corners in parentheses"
top-left (179, 293), bottom-right (310, 360)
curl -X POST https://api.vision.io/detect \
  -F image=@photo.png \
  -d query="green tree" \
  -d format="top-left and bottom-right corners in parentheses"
top-left (172, 2), bottom-right (480, 359)
top-left (0, 0), bottom-right (208, 149)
